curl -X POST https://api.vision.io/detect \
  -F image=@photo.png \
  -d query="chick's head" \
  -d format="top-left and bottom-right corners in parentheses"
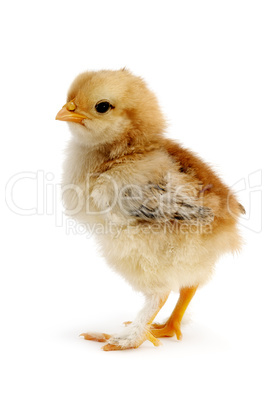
top-left (56, 69), bottom-right (166, 147)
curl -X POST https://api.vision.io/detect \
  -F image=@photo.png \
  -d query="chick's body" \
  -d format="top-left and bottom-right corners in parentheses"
top-left (57, 69), bottom-right (243, 350)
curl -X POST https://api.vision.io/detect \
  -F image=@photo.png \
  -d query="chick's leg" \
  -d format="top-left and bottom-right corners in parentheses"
top-left (150, 285), bottom-right (198, 340)
top-left (102, 293), bottom-right (169, 351)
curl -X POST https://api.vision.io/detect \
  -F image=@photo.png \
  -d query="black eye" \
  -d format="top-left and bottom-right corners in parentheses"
top-left (95, 101), bottom-right (113, 114)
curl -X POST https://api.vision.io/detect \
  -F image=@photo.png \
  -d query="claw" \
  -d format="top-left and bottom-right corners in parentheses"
top-left (123, 321), bottom-right (132, 327)
top-left (146, 330), bottom-right (162, 346)
top-left (102, 343), bottom-right (126, 351)
top-left (150, 322), bottom-right (166, 330)
top-left (80, 332), bottom-right (111, 342)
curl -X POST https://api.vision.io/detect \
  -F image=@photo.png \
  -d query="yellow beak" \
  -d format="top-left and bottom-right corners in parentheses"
top-left (55, 101), bottom-right (87, 123)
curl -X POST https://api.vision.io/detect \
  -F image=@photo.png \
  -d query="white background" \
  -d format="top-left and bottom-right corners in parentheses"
top-left (1, 1), bottom-right (267, 401)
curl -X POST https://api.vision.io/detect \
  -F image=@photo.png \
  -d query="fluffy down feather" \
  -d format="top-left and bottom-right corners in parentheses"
top-left (57, 69), bottom-right (244, 350)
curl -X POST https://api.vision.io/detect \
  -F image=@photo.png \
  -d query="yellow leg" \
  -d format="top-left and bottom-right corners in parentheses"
top-left (150, 285), bottom-right (198, 340)
top-left (102, 294), bottom-right (169, 351)
top-left (81, 293), bottom-right (170, 351)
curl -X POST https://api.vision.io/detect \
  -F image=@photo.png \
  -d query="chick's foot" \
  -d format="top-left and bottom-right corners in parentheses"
top-left (150, 321), bottom-right (182, 340)
top-left (149, 286), bottom-right (199, 340)
top-left (102, 328), bottom-right (161, 351)
top-left (124, 320), bottom-right (182, 339)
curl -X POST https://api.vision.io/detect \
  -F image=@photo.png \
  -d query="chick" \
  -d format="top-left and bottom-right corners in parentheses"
top-left (56, 69), bottom-right (244, 351)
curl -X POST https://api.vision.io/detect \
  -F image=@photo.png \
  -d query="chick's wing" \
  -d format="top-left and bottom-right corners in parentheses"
top-left (119, 176), bottom-right (214, 224)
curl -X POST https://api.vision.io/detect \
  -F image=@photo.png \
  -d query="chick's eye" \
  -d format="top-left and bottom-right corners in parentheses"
top-left (95, 101), bottom-right (113, 114)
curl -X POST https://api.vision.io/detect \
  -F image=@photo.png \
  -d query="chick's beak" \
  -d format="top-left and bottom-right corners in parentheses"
top-left (56, 101), bottom-right (87, 123)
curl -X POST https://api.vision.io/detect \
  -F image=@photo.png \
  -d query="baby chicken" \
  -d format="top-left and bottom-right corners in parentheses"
top-left (56, 69), bottom-right (244, 351)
